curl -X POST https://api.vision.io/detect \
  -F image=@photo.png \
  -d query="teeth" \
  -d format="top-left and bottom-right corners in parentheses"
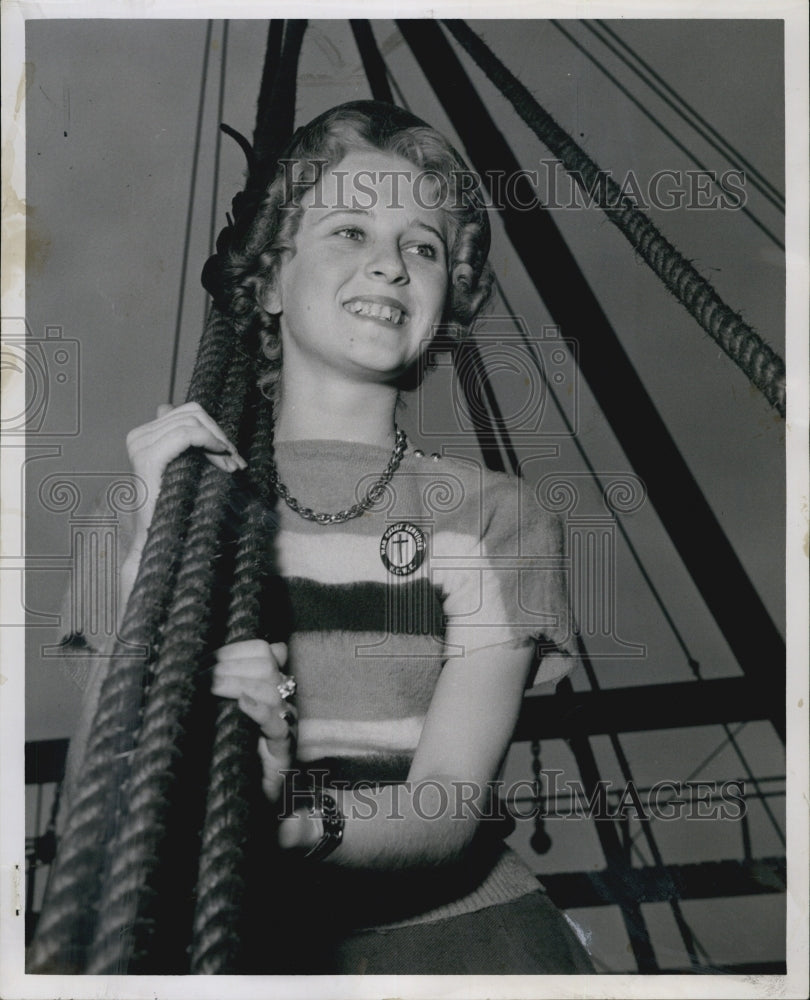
top-left (345, 300), bottom-right (404, 325)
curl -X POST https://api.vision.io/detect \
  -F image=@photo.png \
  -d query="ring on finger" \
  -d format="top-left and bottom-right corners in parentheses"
top-left (276, 676), bottom-right (297, 700)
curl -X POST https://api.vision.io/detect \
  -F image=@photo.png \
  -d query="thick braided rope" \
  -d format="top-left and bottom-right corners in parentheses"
top-left (36, 20), bottom-right (301, 971)
top-left (253, 21), bottom-right (284, 154)
top-left (85, 462), bottom-right (233, 972)
top-left (442, 20), bottom-right (785, 417)
top-left (85, 345), bottom-right (253, 973)
top-left (188, 23), bottom-right (307, 969)
top-left (250, 20), bottom-right (307, 193)
top-left (71, 19), bottom-right (302, 970)
top-left (190, 25), bottom-right (303, 968)
top-left (27, 309), bottom-right (239, 973)
top-left (213, 20), bottom-right (308, 279)
top-left (190, 390), bottom-right (277, 972)
top-left (253, 21), bottom-right (305, 162)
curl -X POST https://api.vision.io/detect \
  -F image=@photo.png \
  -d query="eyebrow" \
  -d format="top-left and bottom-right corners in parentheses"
top-left (314, 208), bottom-right (447, 244)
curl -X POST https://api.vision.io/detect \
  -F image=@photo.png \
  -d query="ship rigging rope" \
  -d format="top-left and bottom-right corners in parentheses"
top-left (442, 19), bottom-right (786, 417)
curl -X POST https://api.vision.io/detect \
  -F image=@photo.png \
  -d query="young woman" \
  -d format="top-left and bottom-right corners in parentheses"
top-left (71, 101), bottom-right (593, 974)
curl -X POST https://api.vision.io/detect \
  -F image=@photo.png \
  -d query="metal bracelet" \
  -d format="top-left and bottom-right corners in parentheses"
top-left (303, 788), bottom-right (345, 862)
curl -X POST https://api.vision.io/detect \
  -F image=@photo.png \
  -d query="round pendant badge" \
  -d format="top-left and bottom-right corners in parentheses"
top-left (380, 522), bottom-right (427, 577)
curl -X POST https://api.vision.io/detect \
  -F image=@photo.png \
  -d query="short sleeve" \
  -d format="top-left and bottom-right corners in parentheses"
top-left (437, 472), bottom-right (576, 690)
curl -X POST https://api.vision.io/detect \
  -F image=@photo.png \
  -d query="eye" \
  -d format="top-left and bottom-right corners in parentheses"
top-left (335, 226), bottom-right (364, 241)
top-left (404, 242), bottom-right (439, 260)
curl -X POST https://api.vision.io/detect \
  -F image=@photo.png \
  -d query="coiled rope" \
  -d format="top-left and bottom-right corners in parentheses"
top-left (190, 386), bottom-right (277, 973)
top-left (30, 20), bottom-right (306, 974)
top-left (442, 19), bottom-right (786, 417)
top-left (27, 307), bottom-right (239, 973)
top-left (187, 20), bottom-right (307, 974)
top-left (86, 344), bottom-right (254, 973)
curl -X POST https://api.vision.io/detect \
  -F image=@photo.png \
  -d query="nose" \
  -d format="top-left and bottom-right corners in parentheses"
top-left (364, 241), bottom-right (408, 284)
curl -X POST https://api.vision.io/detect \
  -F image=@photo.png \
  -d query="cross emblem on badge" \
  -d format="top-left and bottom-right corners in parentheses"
top-left (379, 522), bottom-right (427, 576)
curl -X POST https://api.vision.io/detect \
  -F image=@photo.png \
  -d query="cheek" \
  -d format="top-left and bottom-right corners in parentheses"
top-left (426, 275), bottom-right (450, 322)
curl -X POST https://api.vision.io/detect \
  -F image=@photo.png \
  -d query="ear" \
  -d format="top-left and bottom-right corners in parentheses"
top-left (261, 274), bottom-right (283, 316)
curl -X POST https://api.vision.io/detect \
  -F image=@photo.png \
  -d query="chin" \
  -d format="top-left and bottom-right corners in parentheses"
top-left (354, 361), bottom-right (412, 383)
top-left (346, 344), bottom-right (418, 378)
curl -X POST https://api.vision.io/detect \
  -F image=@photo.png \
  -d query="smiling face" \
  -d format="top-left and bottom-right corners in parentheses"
top-left (262, 150), bottom-right (451, 384)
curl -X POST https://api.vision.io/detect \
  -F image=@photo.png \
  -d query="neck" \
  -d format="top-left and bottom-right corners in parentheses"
top-left (273, 361), bottom-right (399, 449)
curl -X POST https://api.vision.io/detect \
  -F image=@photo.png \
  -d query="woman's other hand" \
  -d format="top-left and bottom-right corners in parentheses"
top-left (126, 402), bottom-right (247, 538)
top-left (211, 639), bottom-right (295, 803)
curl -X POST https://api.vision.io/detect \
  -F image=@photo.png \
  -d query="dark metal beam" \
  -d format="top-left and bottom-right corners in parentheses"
top-left (453, 338), bottom-right (510, 472)
top-left (350, 21), bottom-right (394, 104)
top-left (396, 19), bottom-right (785, 742)
top-left (23, 676), bottom-right (772, 789)
top-left (563, 725), bottom-right (659, 970)
top-left (515, 676), bottom-right (772, 741)
top-left (541, 855), bottom-right (786, 908)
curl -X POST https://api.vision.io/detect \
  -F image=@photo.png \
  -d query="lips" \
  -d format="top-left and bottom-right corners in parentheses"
top-left (343, 296), bottom-right (407, 326)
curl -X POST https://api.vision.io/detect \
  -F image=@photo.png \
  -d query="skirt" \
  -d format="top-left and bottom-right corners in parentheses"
top-left (311, 890), bottom-right (595, 975)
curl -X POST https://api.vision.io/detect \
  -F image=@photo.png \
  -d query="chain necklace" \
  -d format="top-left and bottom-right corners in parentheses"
top-left (269, 428), bottom-right (408, 525)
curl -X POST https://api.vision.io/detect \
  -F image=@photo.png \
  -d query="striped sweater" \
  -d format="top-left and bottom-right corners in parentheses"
top-left (264, 438), bottom-right (575, 929)
top-left (271, 438), bottom-right (574, 785)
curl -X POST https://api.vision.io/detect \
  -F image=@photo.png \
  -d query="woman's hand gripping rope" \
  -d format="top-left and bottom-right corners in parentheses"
top-left (211, 639), bottom-right (296, 803)
top-left (126, 401), bottom-right (248, 540)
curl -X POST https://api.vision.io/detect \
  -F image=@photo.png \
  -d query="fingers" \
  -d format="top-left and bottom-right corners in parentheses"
top-left (128, 412), bottom-right (243, 464)
top-left (212, 668), bottom-right (296, 739)
top-left (125, 401), bottom-right (248, 550)
top-left (258, 737), bottom-right (294, 803)
top-left (214, 660), bottom-right (283, 684)
top-left (215, 639), bottom-right (288, 668)
top-left (211, 641), bottom-right (294, 740)
top-left (211, 665), bottom-right (289, 702)
top-left (127, 402), bottom-right (247, 471)
top-left (207, 452), bottom-right (242, 474)
top-left (210, 638), bottom-right (295, 803)
top-left (237, 691), bottom-right (297, 739)
top-left (211, 666), bottom-right (293, 704)
top-left (174, 402), bottom-right (246, 466)
top-left (258, 732), bottom-right (295, 772)
top-left (153, 404), bottom-right (235, 468)
top-left (151, 421), bottom-right (244, 471)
